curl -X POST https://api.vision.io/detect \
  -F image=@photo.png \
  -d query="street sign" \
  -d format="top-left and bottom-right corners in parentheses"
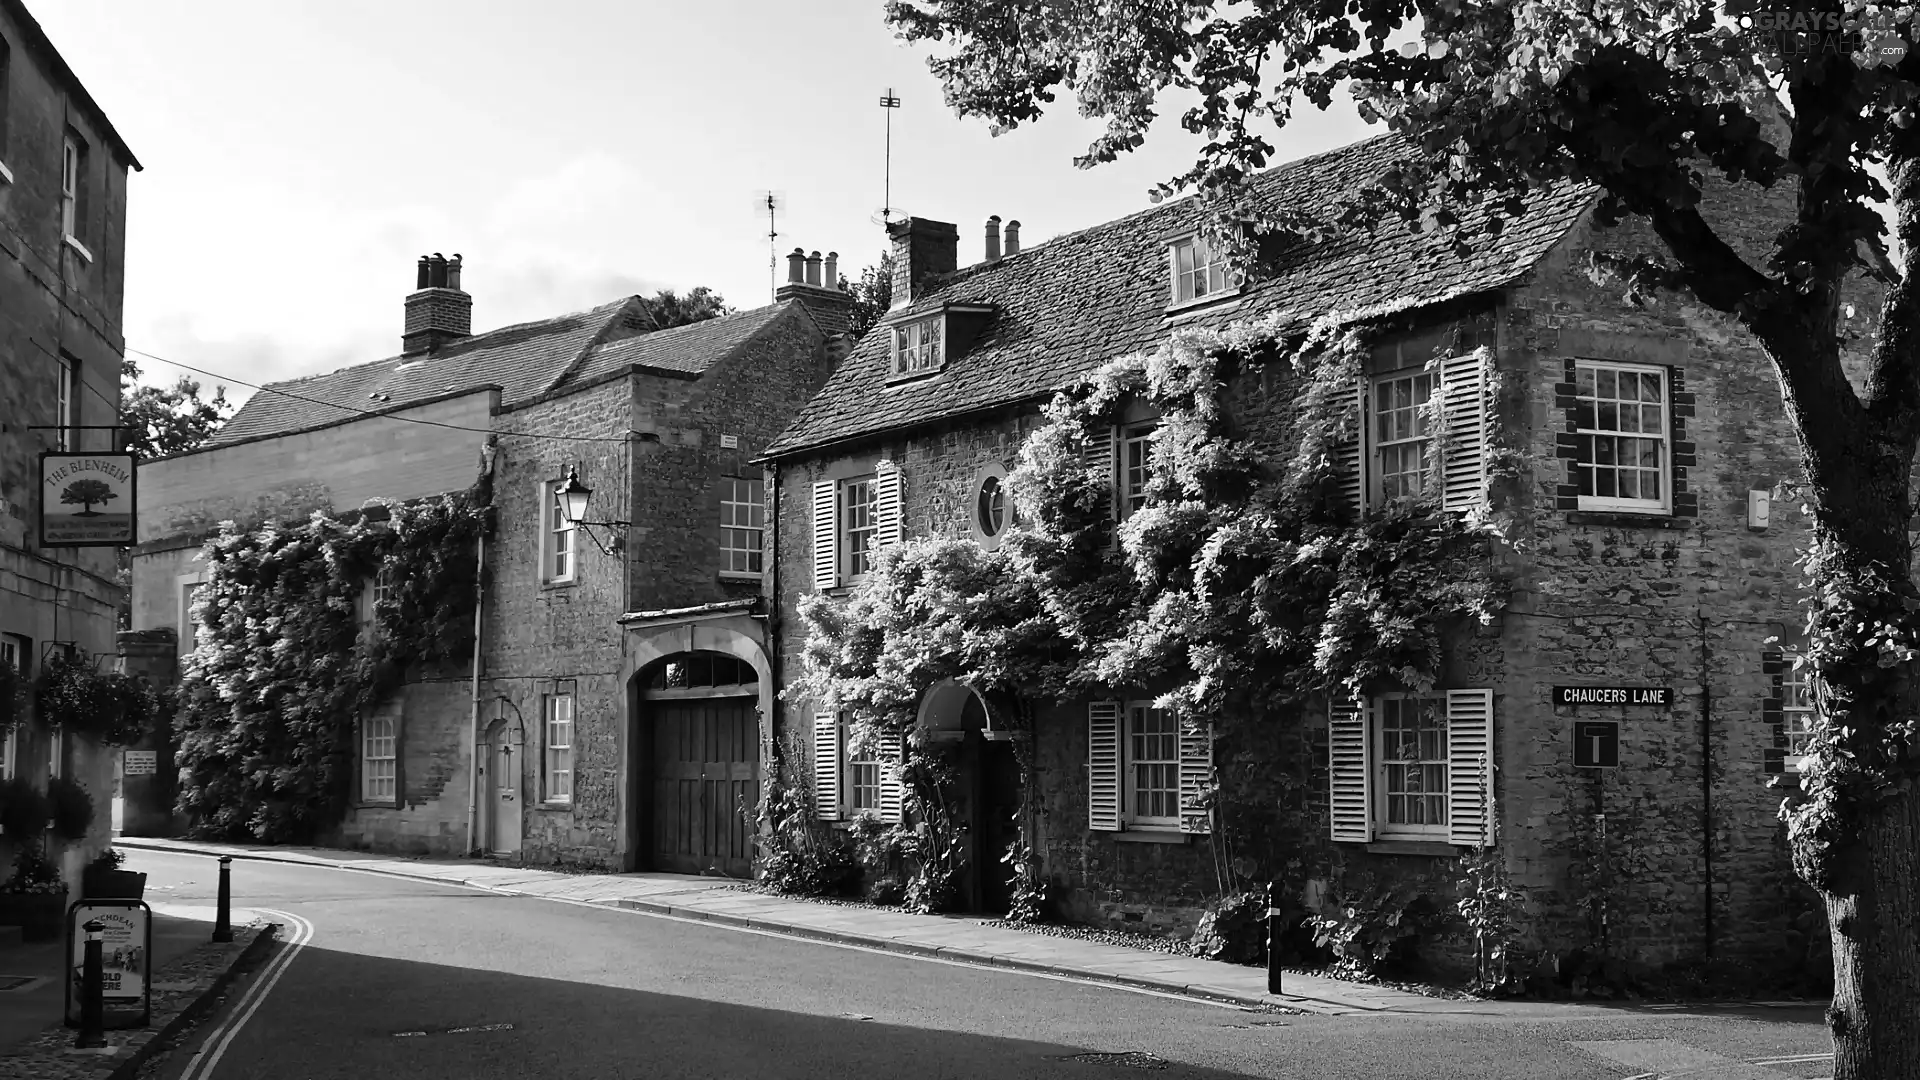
top-left (65, 899), bottom-right (153, 1029)
top-left (123, 751), bottom-right (157, 776)
top-left (1573, 720), bottom-right (1621, 768)
top-left (1553, 686), bottom-right (1672, 707)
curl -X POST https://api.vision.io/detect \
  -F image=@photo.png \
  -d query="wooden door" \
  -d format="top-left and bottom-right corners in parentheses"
top-left (488, 726), bottom-right (522, 856)
top-left (650, 695), bottom-right (757, 876)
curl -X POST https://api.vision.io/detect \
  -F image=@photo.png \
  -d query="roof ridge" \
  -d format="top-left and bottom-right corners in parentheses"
top-left (543, 297), bottom-right (642, 394)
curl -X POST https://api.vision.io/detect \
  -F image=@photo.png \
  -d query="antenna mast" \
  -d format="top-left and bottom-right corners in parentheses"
top-left (879, 89), bottom-right (901, 227)
top-left (751, 190), bottom-right (786, 302)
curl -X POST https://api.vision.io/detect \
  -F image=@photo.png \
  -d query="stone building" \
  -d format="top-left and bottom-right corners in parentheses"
top-left (130, 251), bottom-right (850, 870)
top-left (761, 134), bottom-right (1860, 978)
top-left (0, 0), bottom-right (142, 900)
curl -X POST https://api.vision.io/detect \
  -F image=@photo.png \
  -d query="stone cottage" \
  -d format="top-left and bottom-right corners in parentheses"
top-left (761, 133), bottom-right (1860, 977)
top-left (130, 250), bottom-right (851, 873)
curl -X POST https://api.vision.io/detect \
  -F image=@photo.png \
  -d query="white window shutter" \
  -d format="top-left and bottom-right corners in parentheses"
top-left (1446, 688), bottom-right (1495, 846)
top-left (1439, 352), bottom-right (1489, 512)
top-left (1178, 716), bottom-right (1213, 834)
top-left (811, 479), bottom-right (837, 591)
top-left (1329, 696), bottom-right (1372, 842)
top-left (875, 459), bottom-right (903, 551)
top-left (1083, 426), bottom-right (1115, 532)
top-left (1335, 380), bottom-right (1368, 517)
top-left (877, 728), bottom-right (905, 824)
top-left (1087, 700), bottom-right (1122, 831)
top-left (813, 711), bottom-right (841, 822)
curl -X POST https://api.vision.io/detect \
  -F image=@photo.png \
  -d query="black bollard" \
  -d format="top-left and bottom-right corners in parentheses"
top-left (1265, 881), bottom-right (1284, 996)
top-left (75, 919), bottom-right (106, 1048)
top-left (213, 856), bottom-right (233, 943)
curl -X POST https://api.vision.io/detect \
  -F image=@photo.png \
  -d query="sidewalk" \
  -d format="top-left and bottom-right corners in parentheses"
top-left (0, 902), bottom-right (274, 1080)
top-left (113, 836), bottom-right (1607, 1018)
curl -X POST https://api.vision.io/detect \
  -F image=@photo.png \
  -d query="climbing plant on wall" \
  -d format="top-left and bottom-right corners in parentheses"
top-left (173, 466), bottom-right (493, 843)
top-left (793, 309), bottom-right (1515, 894)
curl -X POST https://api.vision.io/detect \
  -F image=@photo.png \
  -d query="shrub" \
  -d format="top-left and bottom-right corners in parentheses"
top-left (1308, 882), bottom-right (1448, 979)
top-left (850, 812), bottom-right (910, 905)
top-left (88, 846), bottom-right (127, 871)
top-left (1190, 891), bottom-right (1269, 964)
top-left (47, 775), bottom-right (95, 841)
top-left (0, 775), bottom-right (49, 840)
top-left (749, 743), bottom-right (858, 897)
top-left (1, 842), bottom-right (65, 895)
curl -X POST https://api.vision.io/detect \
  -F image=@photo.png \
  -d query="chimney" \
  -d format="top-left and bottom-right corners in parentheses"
top-left (774, 239), bottom-right (856, 337)
top-left (887, 217), bottom-right (959, 310)
top-left (403, 252), bottom-right (472, 354)
top-left (985, 215), bottom-right (1002, 262)
top-left (1004, 220), bottom-right (1021, 257)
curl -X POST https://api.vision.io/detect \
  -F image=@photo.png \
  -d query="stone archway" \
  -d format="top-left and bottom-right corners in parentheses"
top-left (618, 611), bottom-right (772, 873)
top-left (915, 680), bottom-right (1022, 914)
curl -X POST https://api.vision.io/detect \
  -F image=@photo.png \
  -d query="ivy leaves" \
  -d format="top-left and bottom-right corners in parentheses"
top-left (173, 485), bottom-right (490, 843)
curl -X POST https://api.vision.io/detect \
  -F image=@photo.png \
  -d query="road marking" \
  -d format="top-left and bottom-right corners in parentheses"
top-left (177, 908), bottom-right (315, 1080)
top-left (394, 1022), bottom-right (514, 1037)
top-left (127, 850), bottom-right (1257, 1013)
top-left (1577, 1039), bottom-right (1832, 1080)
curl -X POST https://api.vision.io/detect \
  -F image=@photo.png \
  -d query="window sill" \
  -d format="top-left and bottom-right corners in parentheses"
top-left (1365, 839), bottom-right (1457, 857)
top-left (718, 571), bottom-right (762, 582)
top-left (1113, 828), bottom-right (1187, 844)
top-left (63, 234), bottom-right (93, 263)
top-left (541, 578), bottom-right (579, 591)
top-left (353, 800), bottom-right (401, 811)
top-left (1163, 290), bottom-right (1245, 319)
top-left (534, 801), bottom-right (573, 812)
top-left (884, 368), bottom-right (945, 388)
top-left (0, 160), bottom-right (12, 185)
top-left (1565, 510), bottom-right (1684, 530)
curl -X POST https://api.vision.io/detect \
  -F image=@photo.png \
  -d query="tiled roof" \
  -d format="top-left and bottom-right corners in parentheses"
top-left (211, 300), bottom-right (803, 447)
top-left (765, 135), bottom-right (1597, 458)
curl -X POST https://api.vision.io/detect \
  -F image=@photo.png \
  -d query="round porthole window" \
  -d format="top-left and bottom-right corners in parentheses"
top-left (969, 462), bottom-right (1012, 549)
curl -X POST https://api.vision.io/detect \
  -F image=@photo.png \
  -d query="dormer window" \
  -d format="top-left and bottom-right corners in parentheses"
top-left (893, 316), bottom-right (944, 376)
top-left (1170, 234), bottom-right (1229, 305)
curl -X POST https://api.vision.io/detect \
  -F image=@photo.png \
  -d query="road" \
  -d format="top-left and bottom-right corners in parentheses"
top-left (125, 850), bottom-right (1834, 1080)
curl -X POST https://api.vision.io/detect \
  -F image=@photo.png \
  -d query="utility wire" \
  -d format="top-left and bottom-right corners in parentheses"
top-left (124, 346), bottom-right (635, 445)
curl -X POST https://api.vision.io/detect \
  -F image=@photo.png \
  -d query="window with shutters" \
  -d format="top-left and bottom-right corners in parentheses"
top-left (813, 711), bottom-right (904, 822)
top-left (1125, 703), bottom-right (1181, 826)
top-left (1328, 689), bottom-right (1493, 847)
top-left (846, 722), bottom-right (885, 813)
top-left (1572, 361), bottom-right (1670, 512)
top-left (1373, 371), bottom-right (1435, 502)
top-left (1376, 694), bottom-right (1447, 837)
top-left (1120, 424), bottom-right (1156, 519)
top-left (841, 476), bottom-right (878, 581)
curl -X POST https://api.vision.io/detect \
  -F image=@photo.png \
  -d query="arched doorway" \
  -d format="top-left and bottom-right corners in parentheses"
top-left (482, 718), bottom-right (523, 856)
top-left (636, 651), bottom-right (760, 876)
top-left (917, 681), bottom-right (1023, 914)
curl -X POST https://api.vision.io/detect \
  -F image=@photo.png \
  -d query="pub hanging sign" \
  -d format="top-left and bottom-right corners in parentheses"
top-left (39, 451), bottom-right (137, 547)
top-left (1553, 685), bottom-right (1673, 708)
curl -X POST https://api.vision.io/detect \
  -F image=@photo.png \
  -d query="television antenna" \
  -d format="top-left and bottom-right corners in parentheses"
top-left (751, 190), bottom-right (786, 301)
top-left (878, 89), bottom-right (904, 227)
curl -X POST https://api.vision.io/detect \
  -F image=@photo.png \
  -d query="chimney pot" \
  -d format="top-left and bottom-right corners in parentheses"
top-left (824, 251), bottom-right (839, 290)
top-left (448, 254), bottom-right (462, 292)
top-left (416, 256), bottom-right (431, 290)
top-left (985, 215), bottom-right (1002, 262)
top-left (805, 250), bottom-right (823, 288)
top-left (787, 247), bottom-right (806, 284)
top-left (1004, 220), bottom-right (1022, 256)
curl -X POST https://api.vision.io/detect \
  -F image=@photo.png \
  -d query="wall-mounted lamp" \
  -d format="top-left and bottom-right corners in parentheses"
top-left (560, 466), bottom-right (631, 556)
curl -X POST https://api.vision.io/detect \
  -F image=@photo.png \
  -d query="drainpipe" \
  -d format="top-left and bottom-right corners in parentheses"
top-left (764, 458), bottom-right (782, 785)
top-left (465, 528), bottom-right (487, 857)
top-left (1698, 609), bottom-right (1714, 960)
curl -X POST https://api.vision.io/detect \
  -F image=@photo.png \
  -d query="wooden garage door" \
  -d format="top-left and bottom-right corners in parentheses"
top-left (652, 695), bottom-right (757, 876)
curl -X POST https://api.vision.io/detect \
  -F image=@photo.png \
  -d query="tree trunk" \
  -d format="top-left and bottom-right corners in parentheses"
top-left (1822, 783), bottom-right (1920, 1080)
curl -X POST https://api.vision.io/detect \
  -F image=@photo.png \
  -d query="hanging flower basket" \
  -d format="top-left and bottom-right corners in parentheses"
top-left (34, 651), bottom-right (164, 746)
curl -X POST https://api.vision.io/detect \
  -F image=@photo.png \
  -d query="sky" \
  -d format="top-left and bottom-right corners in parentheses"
top-left (33, 1), bottom-right (1374, 412)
